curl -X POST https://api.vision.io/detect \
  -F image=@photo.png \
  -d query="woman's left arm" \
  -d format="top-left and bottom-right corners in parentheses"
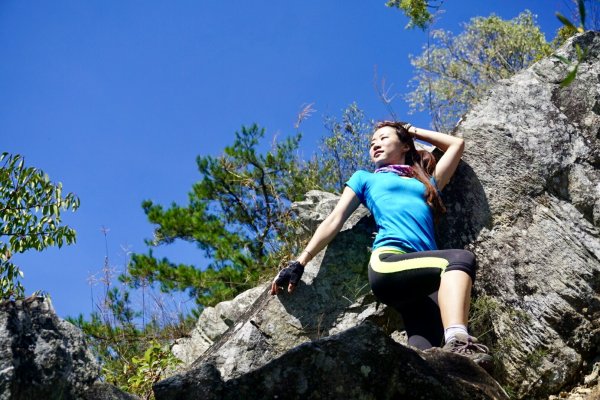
top-left (408, 126), bottom-right (464, 191)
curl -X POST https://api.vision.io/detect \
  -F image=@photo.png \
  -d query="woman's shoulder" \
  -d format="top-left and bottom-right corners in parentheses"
top-left (346, 170), bottom-right (374, 194)
top-left (350, 169), bottom-right (373, 178)
top-left (350, 169), bottom-right (378, 184)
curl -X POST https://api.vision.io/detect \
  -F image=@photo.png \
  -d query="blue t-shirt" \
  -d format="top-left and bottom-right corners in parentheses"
top-left (346, 170), bottom-right (437, 252)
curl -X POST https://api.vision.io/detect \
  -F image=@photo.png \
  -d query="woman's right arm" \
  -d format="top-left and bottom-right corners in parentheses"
top-left (408, 126), bottom-right (464, 191)
top-left (271, 186), bottom-right (362, 294)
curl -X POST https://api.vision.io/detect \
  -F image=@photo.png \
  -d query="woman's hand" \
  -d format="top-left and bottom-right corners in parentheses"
top-left (270, 261), bottom-right (305, 295)
top-left (401, 122), bottom-right (414, 138)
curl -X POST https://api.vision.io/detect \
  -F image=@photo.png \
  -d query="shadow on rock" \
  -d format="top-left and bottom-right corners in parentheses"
top-left (437, 161), bottom-right (492, 249)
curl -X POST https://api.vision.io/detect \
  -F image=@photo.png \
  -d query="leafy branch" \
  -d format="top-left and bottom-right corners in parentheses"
top-left (0, 152), bottom-right (80, 299)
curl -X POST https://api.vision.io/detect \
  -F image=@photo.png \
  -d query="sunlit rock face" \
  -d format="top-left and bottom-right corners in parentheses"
top-left (438, 31), bottom-right (600, 398)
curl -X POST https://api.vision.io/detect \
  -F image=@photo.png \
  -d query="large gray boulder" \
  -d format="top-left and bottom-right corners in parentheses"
top-left (0, 296), bottom-right (98, 400)
top-left (437, 31), bottom-right (600, 398)
top-left (82, 383), bottom-right (141, 400)
top-left (160, 189), bottom-right (505, 400)
top-left (0, 296), bottom-right (139, 400)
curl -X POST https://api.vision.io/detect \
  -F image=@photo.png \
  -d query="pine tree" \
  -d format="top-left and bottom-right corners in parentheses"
top-left (126, 125), bottom-right (314, 307)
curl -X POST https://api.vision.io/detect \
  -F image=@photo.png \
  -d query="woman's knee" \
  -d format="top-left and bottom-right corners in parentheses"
top-left (445, 249), bottom-right (477, 281)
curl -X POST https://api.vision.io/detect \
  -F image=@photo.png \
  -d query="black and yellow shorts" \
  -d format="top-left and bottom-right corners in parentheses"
top-left (368, 247), bottom-right (477, 308)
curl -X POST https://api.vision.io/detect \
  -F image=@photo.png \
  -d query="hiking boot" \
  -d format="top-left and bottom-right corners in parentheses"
top-left (442, 333), bottom-right (493, 369)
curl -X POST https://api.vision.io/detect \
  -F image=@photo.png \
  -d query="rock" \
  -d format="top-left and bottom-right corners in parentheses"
top-left (82, 382), bottom-right (142, 400)
top-left (437, 32), bottom-right (600, 398)
top-left (171, 286), bottom-right (265, 365)
top-left (0, 296), bottom-right (141, 400)
top-left (0, 296), bottom-right (99, 400)
top-left (153, 363), bottom-right (224, 400)
top-left (155, 322), bottom-right (509, 400)
top-left (583, 359), bottom-right (600, 385)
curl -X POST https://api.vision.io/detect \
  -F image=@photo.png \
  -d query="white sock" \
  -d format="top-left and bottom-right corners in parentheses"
top-left (444, 324), bottom-right (468, 343)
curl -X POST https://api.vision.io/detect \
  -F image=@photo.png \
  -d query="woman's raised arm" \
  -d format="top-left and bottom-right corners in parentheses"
top-left (409, 126), bottom-right (464, 191)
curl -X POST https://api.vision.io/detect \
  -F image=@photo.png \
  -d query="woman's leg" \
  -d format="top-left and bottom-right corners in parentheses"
top-left (397, 291), bottom-right (444, 349)
top-left (368, 248), bottom-right (492, 366)
top-left (439, 269), bottom-right (493, 369)
top-left (438, 269), bottom-right (472, 328)
top-left (368, 248), bottom-right (478, 344)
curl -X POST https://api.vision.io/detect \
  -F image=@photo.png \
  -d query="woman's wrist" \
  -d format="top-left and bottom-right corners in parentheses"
top-left (297, 249), bottom-right (313, 266)
top-left (402, 122), bottom-right (417, 139)
top-left (409, 126), bottom-right (418, 139)
top-left (410, 126), bottom-right (417, 136)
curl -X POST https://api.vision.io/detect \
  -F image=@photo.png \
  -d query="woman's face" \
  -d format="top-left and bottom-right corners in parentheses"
top-left (370, 126), bottom-right (409, 167)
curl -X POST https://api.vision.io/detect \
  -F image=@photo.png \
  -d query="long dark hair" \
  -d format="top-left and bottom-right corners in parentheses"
top-left (374, 121), bottom-right (446, 220)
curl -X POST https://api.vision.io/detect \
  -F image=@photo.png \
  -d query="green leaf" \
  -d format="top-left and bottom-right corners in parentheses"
top-left (556, 12), bottom-right (577, 29)
top-left (386, 0), bottom-right (432, 30)
top-left (578, 0), bottom-right (586, 30)
top-left (560, 65), bottom-right (579, 87)
top-left (575, 44), bottom-right (584, 61)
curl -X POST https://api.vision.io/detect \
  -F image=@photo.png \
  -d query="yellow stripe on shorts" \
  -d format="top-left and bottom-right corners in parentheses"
top-left (370, 247), bottom-right (449, 274)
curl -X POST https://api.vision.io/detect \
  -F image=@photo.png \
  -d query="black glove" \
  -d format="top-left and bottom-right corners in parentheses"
top-left (274, 261), bottom-right (305, 288)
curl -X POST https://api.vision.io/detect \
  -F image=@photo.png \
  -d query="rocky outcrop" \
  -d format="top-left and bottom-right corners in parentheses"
top-left (0, 296), bottom-right (99, 400)
top-left (0, 296), bottom-right (139, 400)
top-left (162, 32), bottom-right (600, 400)
top-left (436, 31), bottom-right (600, 398)
top-left (156, 322), bottom-right (509, 400)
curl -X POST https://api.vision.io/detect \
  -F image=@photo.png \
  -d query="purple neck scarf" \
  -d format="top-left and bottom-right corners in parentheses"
top-left (374, 164), bottom-right (414, 178)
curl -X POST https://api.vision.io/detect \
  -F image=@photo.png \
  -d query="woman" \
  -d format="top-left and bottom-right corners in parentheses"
top-left (271, 121), bottom-right (492, 367)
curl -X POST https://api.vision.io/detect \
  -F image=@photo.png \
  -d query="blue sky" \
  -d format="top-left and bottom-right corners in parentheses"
top-left (2, 1), bottom-right (565, 319)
